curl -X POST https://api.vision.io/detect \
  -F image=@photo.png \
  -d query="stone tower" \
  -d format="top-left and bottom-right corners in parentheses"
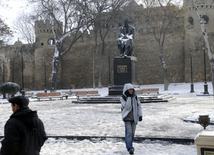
top-left (34, 20), bottom-right (62, 90)
top-left (184, 0), bottom-right (214, 82)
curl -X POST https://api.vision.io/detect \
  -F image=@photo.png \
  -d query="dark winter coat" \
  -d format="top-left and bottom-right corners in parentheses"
top-left (0, 107), bottom-right (47, 155)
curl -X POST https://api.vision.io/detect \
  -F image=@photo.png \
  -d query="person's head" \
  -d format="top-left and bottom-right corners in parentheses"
top-left (123, 83), bottom-right (135, 97)
top-left (124, 17), bottom-right (129, 27)
top-left (128, 88), bottom-right (134, 94)
top-left (9, 96), bottom-right (29, 113)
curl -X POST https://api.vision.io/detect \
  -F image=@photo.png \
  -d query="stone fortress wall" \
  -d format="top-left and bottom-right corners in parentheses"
top-left (0, 0), bottom-right (212, 90)
top-left (184, 0), bottom-right (214, 83)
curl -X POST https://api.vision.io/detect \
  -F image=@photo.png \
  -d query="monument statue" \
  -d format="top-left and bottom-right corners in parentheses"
top-left (117, 17), bottom-right (135, 57)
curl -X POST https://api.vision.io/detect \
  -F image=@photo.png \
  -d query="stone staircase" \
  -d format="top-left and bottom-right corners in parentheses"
top-left (72, 96), bottom-right (168, 104)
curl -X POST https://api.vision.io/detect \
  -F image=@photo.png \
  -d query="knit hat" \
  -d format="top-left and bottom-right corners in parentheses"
top-left (9, 96), bottom-right (29, 107)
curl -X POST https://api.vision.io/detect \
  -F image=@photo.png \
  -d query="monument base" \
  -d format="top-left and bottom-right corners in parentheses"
top-left (195, 131), bottom-right (214, 155)
top-left (108, 56), bottom-right (142, 96)
top-left (108, 84), bottom-right (142, 96)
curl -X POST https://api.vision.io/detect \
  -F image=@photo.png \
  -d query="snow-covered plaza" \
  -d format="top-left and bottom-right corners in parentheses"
top-left (1, 82), bottom-right (214, 154)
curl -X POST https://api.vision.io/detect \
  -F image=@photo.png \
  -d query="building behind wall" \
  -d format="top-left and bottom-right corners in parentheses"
top-left (0, 0), bottom-right (212, 91)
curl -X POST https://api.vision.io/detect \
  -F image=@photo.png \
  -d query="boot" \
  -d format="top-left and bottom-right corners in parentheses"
top-left (129, 150), bottom-right (134, 154)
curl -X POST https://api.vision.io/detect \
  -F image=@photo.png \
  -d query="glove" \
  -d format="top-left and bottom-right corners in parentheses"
top-left (122, 95), bottom-right (127, 101)
top-left (125, 90), bottom-right (129, 96)
top-left (125, 90), bottom-right (133, 97)
top-left (139, 116), bottom-right (142, 122)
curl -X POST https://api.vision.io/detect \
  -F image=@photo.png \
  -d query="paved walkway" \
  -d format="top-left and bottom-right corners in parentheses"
top-left (1, 85), bottom-right (214, 154)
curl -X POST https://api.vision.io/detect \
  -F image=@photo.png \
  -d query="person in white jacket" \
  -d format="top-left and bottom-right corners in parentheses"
top-left (120, 83), bottom-right (142, 154)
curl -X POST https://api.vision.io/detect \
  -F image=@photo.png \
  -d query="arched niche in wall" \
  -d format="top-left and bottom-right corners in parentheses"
top-left (202, 15), bottom-right (209, 24)
top-left (187, 17), bottom-right (194, 25)
top-left (47, 38), bottom-right (55, 46)
top-left (186, 16), bottom-right (194, 29)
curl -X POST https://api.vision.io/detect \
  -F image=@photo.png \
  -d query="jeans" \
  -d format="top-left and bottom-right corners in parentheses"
top-left (125, 121), bottom-right (136, 151)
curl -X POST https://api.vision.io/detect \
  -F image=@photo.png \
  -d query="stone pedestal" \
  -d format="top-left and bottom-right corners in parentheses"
top-left (108, 56), bottom-right (141, 96)
top-left (195, 131), bottom-right (214, 155)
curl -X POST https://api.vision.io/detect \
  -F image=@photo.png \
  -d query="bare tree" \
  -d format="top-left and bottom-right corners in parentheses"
top-left (192, 0), bottom-right (214, 93)
top-left (0, 0), bottom-right (13, 41)
top-left (91, 1), bottom-right (111, 89)
top-left (141, 0), bottom-right (182, 90)
top-left (0, 18), bottom-right (13, 43)
top-left (0, 0), bottom-right (10, 7)
top-left (31, 0), bottom-right (112, 91)
top-left (92, 0), bottom-right (131, 88)
top-left (13, 14), bottom-right (35, 44)
top-left (92, 21), bottom-right (98, 89)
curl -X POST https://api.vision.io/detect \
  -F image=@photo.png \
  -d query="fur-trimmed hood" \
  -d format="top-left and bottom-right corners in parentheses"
top-left (123, 83), bottom-right (134, 95)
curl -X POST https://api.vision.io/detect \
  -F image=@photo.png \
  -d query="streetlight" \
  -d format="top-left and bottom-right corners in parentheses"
top-left (203, 46), bottom-right (209, 94)
top-left (196, 39), bottom-right (209, 94)
top-left (10, 63), bottom-right (14, 82)
top-left (44, 61), bottom-right (47, 93)
top-left (189, 47), bottom-right (194, 93)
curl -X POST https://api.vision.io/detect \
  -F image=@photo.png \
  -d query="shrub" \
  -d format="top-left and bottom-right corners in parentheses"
top-left (0, 82), bottom-right (20, 98)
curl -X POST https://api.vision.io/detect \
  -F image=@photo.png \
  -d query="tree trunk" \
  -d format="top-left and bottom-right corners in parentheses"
top-left (210, 59), bottom-right (214, 94)
top-left (93, 50), bottom-right (95, 89)
top-left (3, 94), bottom-right (6, 99)
top-left (50, 44), bottom-right (61, 92)
top-left (50, 58), bottom-right (60, 92)
top-left (93, 33), bottom-right (98, 89)
top-left (98, 40), bottom-right (105, 88)
top-left (159, 54), bottom-right (169, 91)
top-left (164, 68), bottom-right (169, 91)
top-left (193, 0), bottom-right (214, 93)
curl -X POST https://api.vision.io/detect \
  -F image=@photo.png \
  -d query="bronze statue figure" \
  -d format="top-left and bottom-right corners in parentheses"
top-left (117, 17), bottom-right (135, 57)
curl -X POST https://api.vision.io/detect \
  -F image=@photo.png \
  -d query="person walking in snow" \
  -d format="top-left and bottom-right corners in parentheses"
top-left (0, 96), bottom-right (47, 155)
top-left (120, 83), bottom-right (142, 154)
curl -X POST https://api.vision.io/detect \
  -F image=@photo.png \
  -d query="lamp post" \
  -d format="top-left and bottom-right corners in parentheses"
top-left (10, 63), bottom-right (14, 82)
top-left (203, 47), bottom-right (209, 94)
top-left (21, 48), bottom-right (24, 94)
top-left (190, 47), bottom-right (194, 93)
top-left (108, 50), bottom-right (111, 86)
top-left (44, 61), bottom-right (47, 93)
top-left (196, 39), bottom-right (209, 94)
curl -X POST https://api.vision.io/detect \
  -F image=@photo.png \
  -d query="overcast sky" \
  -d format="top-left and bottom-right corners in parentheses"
top-left (0, 0), bottom-right (32, 44)
top-left (0, 0), bottom-right (30, 23)
top-left (0, 0), bottom-right (183, 44)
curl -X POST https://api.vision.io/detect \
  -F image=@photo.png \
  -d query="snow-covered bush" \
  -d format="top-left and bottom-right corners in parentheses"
top-left (0, 82), bottom-right (20, 99)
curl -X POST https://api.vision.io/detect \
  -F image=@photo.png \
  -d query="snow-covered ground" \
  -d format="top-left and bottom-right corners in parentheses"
top-left (0, 82), bottom-right (214, 155)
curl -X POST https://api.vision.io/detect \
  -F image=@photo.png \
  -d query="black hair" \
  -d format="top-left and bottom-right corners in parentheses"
top-left (11, 102), bottom-right (27, 108)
